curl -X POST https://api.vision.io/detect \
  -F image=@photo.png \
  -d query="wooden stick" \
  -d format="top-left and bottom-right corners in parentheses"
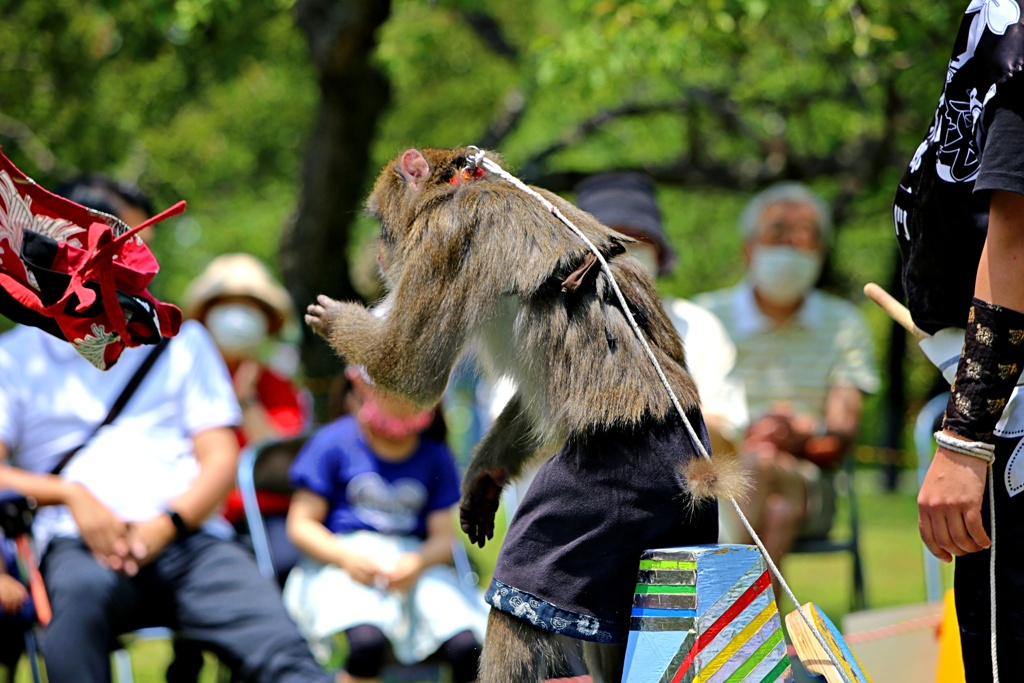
top-left (863, 282), bottom-right (928, 340)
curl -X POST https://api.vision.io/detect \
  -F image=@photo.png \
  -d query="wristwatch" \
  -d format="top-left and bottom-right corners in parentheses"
top-left (164, 508), bottom-right (192, 540)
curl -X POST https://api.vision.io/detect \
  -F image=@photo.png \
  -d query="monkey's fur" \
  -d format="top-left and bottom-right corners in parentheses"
top-left (307, 147), bottom-right (734, 682)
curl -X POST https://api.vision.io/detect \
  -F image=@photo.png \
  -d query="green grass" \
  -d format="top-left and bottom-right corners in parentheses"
top-left (779, 468), bottom-right (953, 624)
top-left (11, 641), bottom-right (224, 683)
top-left (12, 467), bottom-right (941, 682)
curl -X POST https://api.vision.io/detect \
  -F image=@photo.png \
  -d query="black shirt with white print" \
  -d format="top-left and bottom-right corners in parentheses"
top-left (893, 3), bottom-right (1024, 334)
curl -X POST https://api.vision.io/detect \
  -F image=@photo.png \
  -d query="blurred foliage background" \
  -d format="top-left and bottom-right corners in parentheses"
top-left (0, 0), bottom-right (966, 474)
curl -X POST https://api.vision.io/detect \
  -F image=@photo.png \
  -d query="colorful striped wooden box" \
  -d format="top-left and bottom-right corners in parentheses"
top-left (622, 544), bottom-right (792, 683)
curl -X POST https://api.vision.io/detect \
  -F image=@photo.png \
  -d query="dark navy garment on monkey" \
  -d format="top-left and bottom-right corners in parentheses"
top-left (486, 410), bottom-right (718, 644)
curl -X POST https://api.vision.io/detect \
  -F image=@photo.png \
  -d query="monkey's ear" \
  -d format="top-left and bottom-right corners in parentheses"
top-left (400, 149), bottom-right (430, 192)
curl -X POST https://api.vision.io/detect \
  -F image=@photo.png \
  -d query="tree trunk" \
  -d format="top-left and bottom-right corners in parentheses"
top-left (280, 0), bottom-right (391, 418)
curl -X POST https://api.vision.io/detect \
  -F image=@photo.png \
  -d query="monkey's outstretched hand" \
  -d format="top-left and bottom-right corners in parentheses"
top-left (460, 468), bottom-right (508, 548)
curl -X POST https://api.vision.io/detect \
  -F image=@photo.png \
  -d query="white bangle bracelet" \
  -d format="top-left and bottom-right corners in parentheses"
top-left (934, 430), bottom-right (996, 464)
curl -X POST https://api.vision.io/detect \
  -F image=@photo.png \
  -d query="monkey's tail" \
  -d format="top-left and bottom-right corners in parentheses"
top-left (680, 451), bottom-right (750, 505)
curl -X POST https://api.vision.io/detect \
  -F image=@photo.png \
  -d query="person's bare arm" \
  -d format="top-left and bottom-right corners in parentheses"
top-left (286, 488), bottom-right (382, 586)
top-left (285, 489), bottom-right (341, 564)
top-left (977, 189), bottom-right (1024, 309)
top-left (0, 441), bottom-right (80, 506)
top-left (0, 573), bottom-right (27, 614)
top-left (0, 441), bottom-right (133, 568)
top-left (919, 189), bottom-right (1024, 562)
top-left (169, 427), bottom-right (239, 526)
top-left (128, 426), bottom-right (239, 566)
top-left (743, 387), bottom-right (862, 469)
top-left (802, 385), bottom-right (863, 468)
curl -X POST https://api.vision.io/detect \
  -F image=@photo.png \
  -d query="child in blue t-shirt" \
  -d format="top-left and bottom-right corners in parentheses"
top-left (283, 368), bottom-right (485, 683)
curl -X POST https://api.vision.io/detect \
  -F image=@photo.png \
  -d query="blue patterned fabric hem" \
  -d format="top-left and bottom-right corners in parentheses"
top-left (484, 578), bottom-right (625, 644)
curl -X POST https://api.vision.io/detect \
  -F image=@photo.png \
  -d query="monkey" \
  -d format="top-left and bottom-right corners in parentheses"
top-left (306, 147), bottom-right (733, 682)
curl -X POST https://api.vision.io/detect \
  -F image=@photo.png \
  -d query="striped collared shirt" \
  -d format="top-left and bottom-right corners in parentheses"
top-left (695, 282), bottom-right (879, 425)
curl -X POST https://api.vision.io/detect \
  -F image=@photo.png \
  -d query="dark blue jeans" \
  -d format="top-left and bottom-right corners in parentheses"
top-left (39, 533), bottom-right (332, 683)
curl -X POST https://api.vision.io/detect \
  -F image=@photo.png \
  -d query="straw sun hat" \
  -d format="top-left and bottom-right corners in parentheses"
top-left (183, 253), bottom-right (295, 335)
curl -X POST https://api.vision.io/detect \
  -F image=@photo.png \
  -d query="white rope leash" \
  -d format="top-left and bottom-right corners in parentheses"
top-left (989, 459), bottom-right (999, 682)
top-left (933, 431), bottom-right (996, 462)
top-left (929, 432), bottom-right (1000, 678)
top-left (464, 148), bottom-right (851, 682)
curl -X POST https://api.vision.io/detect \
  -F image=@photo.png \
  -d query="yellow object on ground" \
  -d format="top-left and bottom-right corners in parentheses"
top-left (935, 590), bottom-right (965, 683)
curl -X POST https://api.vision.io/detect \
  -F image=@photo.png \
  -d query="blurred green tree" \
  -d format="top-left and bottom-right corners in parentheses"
top-left (0, 0), bottom-right (962, 444)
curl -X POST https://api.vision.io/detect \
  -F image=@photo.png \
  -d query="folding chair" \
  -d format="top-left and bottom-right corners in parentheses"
top-left (914, 393), bottom-right (951, 603)
top-left (111, 627), bottom-right (175, 683)
top-left (789, 455), bottom-right (868, 611)
top-left (237, 435), bottom-right (310, 582)
top-left (0, 491), bottom-right (180, 683)
top-left (0, 494), bottom-right (46, 683)
top-left (237, 435), bottom-right (485, 680)
top-left (0, 539), bottom-right (43, 683)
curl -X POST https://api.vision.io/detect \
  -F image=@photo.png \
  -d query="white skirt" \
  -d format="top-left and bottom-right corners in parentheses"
top-left (282, 530), bottom-right (488, 665)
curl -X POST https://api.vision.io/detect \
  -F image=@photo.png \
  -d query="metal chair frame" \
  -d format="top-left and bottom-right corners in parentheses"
top-left (914, 393), bottom-right (951, 604)
top-left (0, 539), bottom-right (43, 683)
top-left (789, 455), bottom-right (868, 612)
top-left (0, 625), bottom-right (44, 683)
top-left (112, 627), bottom-right (176, 683)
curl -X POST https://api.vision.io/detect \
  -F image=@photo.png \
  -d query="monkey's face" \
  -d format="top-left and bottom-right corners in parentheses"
top-left (367, 147), bottom-right (489, 286)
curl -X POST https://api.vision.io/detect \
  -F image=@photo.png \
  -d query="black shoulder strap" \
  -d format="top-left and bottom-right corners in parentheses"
top-left (50, 338), bottom-right (171, 476)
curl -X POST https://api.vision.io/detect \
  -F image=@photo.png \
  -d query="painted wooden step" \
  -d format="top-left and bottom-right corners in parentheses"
top-left (622, 544), bottom-right (792, 683)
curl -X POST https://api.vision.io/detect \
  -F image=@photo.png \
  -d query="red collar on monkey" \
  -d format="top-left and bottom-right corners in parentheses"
top-left (449, 166), bottom-right (486, 185)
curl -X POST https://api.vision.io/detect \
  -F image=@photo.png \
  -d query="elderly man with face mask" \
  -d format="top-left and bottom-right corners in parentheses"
top-left (695, 183), bottom-right (879, 567)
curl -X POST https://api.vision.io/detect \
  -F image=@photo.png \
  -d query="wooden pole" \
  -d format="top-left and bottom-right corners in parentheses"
top-left (863, 282), bottom-right (928, 340)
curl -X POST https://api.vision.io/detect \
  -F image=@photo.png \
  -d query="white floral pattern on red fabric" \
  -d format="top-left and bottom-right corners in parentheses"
top-left (0, 151), bottom-right (183, 371)
top-left (73, 323), bottom-right (119, 370)
top-left (0, 170), bottom-right (87, 291)
top-left (0, 171), bottom-right (84, 253)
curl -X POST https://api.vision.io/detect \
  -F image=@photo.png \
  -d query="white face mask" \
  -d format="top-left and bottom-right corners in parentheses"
top-left (749, 245), bottom-right (822, 305)
top-left (204, 303), bottom-right (269, 355)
